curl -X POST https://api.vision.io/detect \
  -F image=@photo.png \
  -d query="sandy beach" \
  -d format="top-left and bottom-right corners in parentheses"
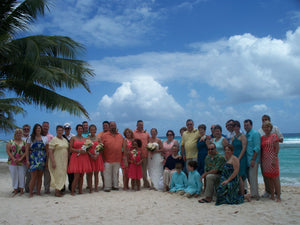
top-left (0, 162), bottom-right (299, 225)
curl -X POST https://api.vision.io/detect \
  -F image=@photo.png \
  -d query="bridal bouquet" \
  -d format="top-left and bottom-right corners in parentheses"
top-left (146, 143), bottom-right (156, 152)
top-left (78, 139), bottom-right (93, 156)
top-left (95, 143), bottom-right (104, 154)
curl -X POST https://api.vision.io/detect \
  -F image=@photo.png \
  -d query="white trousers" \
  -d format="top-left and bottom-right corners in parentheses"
top-left (9, 165), bottom-right (26, 189)
top-left (104, 162), bottom-right (120, 190)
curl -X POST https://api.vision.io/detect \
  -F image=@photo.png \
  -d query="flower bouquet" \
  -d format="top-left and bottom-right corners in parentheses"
top-left (132, 148), bottom-right (138, 159)
top-left (146, 143), bottom-right (157, 152)
top-left (78, 139), bottom-right (93, 156)
top-left (95, 143), bottom-right (104, 154)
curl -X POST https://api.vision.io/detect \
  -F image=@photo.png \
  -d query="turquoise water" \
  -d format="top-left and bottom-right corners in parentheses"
top-left (1, 133), bottom-right (299, 186)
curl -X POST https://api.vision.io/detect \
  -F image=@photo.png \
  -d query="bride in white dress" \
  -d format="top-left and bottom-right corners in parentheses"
top-left (147, 128), bottom-right (164, 190)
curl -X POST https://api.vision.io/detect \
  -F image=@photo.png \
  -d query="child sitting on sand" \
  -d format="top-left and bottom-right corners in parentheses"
top-left (128, 139), bottom-right (143, 191)
top-left (180, 161), bottom-right (202, 198)
top-left (169, 163), bottom-right (187, 193)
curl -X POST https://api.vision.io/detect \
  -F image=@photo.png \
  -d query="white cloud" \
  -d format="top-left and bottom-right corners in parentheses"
top-left (97, 76), bottom-right (184, 122)
top-left (33, 0), bottom-right (162, 47)
top-left (252, 104), bottom-right (268, 112)
top-left (189, 89), bottom-right (199, 98)
top-left (92, 27), bottom-right (300, 102)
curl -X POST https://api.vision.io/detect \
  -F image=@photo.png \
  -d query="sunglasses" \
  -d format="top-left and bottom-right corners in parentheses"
top-left (23, 128), bottom-right (29, 131)
top-left (208, 148), bottom-right (215, 151)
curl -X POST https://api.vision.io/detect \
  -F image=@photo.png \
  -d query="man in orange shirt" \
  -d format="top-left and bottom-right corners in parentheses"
top-left (96, 121), bottom-right (110, 138)
top-left (133, 120), bottom-right (150, 188)
top-left (101, 121), bottom-right (123, 192)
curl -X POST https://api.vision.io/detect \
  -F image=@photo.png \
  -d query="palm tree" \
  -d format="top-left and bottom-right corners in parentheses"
top-left (0, 0), bottom-right (94, 132)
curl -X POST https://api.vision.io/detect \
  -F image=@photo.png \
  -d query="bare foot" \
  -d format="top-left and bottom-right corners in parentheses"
top-left (276, 198), bottom-right (281, 202)
top-left (29, 194), bottom-right (33, 198)
top-left (94, 188), bottom-right (98, 192)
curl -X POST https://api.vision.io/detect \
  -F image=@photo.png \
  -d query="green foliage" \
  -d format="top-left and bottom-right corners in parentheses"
top-left (0, 0), bottom-right (95, 132)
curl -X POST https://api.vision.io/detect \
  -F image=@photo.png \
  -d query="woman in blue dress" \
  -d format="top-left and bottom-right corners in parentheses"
top-left (216, 144), bottom-right (244, 205)
top-left (212, 125), bottom-right (228, 155)
top-left (25, 124), bottom-right (49, 197)
top-left (231, 120), bottom-right (247, 195)
top-left (196, 124), bottom-right (210, 175)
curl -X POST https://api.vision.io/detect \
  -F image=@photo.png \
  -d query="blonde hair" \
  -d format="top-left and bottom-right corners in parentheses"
top-left (14, 128), bottom-right (23, 139)
top-left (262, 121), bottom-right (273, 130)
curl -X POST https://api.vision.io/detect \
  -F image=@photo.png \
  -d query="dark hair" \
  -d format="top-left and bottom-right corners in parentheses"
top-left (166, 130), bottom-right (175, 137)
top-left (244, 119), bottom-right (253, 125)
top-left (226, 119), bottom-right (234, 124)
top-left (31, 123), bottom-right (42, 142)
top-left (56, 125), bottom-right (64, 130)
top-left (214, 124), bottom-right (222, 132)
top-left (102, 121), bottom-right (110, 125)
top-left (151, 128), bottom-right (158, 133)
top-left (209, 143), bottom-right (216, 149)
top-left (188, 160), bottom-right (198, 170)
top-left (186, 119), bottom-right (193, 125)
top-left (175, 163), bottom-right (183, 170)
top-left (137, 120), bottom-right (143, 124)
top-left (42, 121), bottom-right (49, 125)
top-left (262, 115), bottom-right (271, 121)
top-left (82, 121), bottom-right (88, 124)
top-left (225, 144), bottom-right (234, 152)
top-left (133, 139), bottom-right (142, 148)
top-left (198, 124), bottom-right (206, 131)
top-left (89, 124), bottom-right (97, 131)
top-left (180, 127), bottom-right (187, 132)
top-left (76, 124), bottom-right (83, 130)
top-left (233, 120), bottom-right (240, 128)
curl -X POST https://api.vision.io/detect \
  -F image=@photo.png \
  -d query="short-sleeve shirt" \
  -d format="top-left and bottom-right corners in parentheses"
top-left (204, 153), bottom-right (226, 173)
top-left (133, 130), bottom-right (150, 158)
top-left (49, 136), bottom-right (69, 152)
top-left (101, 132), bottom-right (123, 163)
top-left (7, 139), bottom-right (27, 166)
top-left (181, 128), bottom-right (200, 159)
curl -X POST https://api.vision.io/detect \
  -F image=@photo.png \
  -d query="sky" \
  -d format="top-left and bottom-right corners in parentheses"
top-left (3, 0), bottom-right (300, 138)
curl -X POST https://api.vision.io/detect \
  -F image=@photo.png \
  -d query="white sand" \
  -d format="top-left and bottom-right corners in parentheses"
top-left (0, 162), bottom-right (299, 225)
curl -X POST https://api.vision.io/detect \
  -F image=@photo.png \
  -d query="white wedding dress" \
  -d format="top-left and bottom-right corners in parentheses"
top-left (147, 142), bottom-right (163, 190)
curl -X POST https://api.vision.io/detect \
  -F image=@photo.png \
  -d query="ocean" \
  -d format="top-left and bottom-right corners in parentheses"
top-left (1, 133), bottom-right (299, 186)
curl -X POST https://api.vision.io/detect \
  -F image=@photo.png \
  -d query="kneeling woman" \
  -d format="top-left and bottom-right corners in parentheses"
top-left (216, 144), bottom-right (244, 205)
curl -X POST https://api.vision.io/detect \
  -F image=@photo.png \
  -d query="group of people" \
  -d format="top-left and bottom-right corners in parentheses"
top-left (6, 114), bottom-right (283, 204)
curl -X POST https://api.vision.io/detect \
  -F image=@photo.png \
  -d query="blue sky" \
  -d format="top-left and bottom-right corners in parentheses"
top-left (4, 0), bottom-right (300, 138)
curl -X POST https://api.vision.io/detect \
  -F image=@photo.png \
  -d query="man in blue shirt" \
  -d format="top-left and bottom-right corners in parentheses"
top-left (244, 119), bottom-right (261, 200)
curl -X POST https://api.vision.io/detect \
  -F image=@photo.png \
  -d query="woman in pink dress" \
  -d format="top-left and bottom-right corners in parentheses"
top-left (128, 139), bottom-right (143, 191)
top-left (87, 124), bottom-right (104, 192)
top-left (122, 128), bottom-right (134, 190)
top-left (162, 130), bottom-right (179, 166)
top-left (261, 121), bottom-right (280, 202)
top-left (67, 124), bottom-right (92, 195)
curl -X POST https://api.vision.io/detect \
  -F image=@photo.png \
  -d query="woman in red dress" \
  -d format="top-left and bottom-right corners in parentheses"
top-left (87, 124), bottom-right (104, 192)
top-left (67, 124), bottom-right (92, 195)
top-left (261, 121), bottom-right (280, 202)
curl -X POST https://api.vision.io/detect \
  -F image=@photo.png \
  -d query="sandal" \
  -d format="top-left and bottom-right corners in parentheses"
top-left (198, 198), bottom-right (211, 203)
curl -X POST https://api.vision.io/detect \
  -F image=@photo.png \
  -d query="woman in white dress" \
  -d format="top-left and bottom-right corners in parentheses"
top-left (147, 128), bottom-right (164, 190)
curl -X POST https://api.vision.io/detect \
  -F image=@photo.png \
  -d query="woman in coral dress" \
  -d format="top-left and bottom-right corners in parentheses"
top-left (261, 121), bottom-right (280, 202)
top-left (67, 124), bottom-right (92, 195)
top-left (86, 124), bottom-right (104, 192)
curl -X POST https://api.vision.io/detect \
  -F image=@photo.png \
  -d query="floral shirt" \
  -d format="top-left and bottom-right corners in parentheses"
top-left (7, 139), bottom-right (26, 166)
